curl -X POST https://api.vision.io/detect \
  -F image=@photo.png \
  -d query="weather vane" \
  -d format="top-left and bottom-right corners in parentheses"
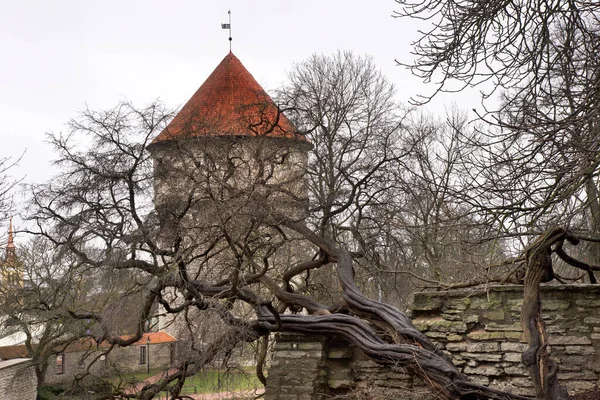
top-left (221, 10), bottom-right (232, 51)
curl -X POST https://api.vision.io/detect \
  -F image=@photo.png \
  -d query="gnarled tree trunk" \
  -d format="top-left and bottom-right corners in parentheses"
top-left (521, 228), bottom-right (568, 400)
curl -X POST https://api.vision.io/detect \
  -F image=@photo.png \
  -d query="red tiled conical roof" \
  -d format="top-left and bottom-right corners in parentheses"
top-left (151, 52), bottom-right (302, 144)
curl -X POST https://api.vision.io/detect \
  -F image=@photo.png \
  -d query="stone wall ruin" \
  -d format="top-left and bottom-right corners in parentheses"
top-left (265, 284), bottom-right (600, 399)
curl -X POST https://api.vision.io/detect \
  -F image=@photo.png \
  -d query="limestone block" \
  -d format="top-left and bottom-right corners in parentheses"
top-left (565, 346), bottom-right (595, 355)
top-left (412, 319), bottom-right (429, 331)
top-left (507, 299), bottom-right (524, 311)
top-left (446, 299), bottom-right (468, 311)
top-left (442, 313), bottom-right (463, 321)
top-left (453, 357), bottom-right (466, 366)
top-left (328, 366), bottom-right (351, 378)
top-left (425, 331), bottom-right (449, 339)
top-left (328, 348), bottom-right (353, 359)
top-left (465, 342), bottom-right (499, 353)
top-left (575, 299), bottom-right (600, 307)
top-left (467, 330), bottom-right (524, 341)
top-left (432, 319), bottom-right (467, 333)
top-left (547, 326), bottom-right (567, 334)
top-left (503, 366), bottom-right (529, 376)
top-left (482, 311), bottom-right (505, 321)
top-left (460, 352), bottom-right (503, 362)
top-left (500, 342), bottom-right (528, 352)
top-left (298, 343), bottom-right (324, 351)
top-left (541, 300), bottom-right (571, 311)
top-left (465, 314), bottom-right (481, 324)
top-left (445, 342), bottom-right (467, 352)
top-left (412, 317), bottom-right (467, 333)
top-left (463, 365), bottom-right (502, 376)
top-left (503, 352), bottom-right (523, 363)
top-left (572, 326), bottom-right (592, 333)
top-left (443, 308), bottom-right (463, 314)
top-left (489, 382), bottom-right (534, 397)
top-left (279, 384), bottom-right (316, 398)
top-left (274, 342), bottom-right (293, 351)
top-left (466, 360), bottom-right (478, 367)
top-left (558, 356), bottom-right (590, 371)
top-left (352, 360), bottom-right (379, 369)
top-left (495, 362), bottom-right (513, 368)
top-left (412, 295), bottom-right (444, 311)
top-left (550, 336), bottom-right (592, 345)
top-left (447, 334), bottom-right (463, 342)
top-left (284, 374), bottom-right (320, 386)
top-left (564, 380), bottom-right (597, 393)
top-left (470, 298), bottom-right (502, 310)
top-left (306, 350), bottom-right (324, 359)
top-left (432, 340), bottom-right (446, 349)
top-left (484, 322), bottom-right (522, 332)
top-left (584, 317), bottom-right (600, 324)
top-left (557, 371), bottom-right (597, 380)
top-left (469, 376), bottom-right (490, 386)
top-left (508, 377), bottom-right (534, 387)
top-left (275, 350), bottom-right (319, 359)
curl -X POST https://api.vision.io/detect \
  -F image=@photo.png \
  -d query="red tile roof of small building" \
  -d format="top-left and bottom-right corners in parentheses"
top-left (0, 344), bottom-right (29, 360)
top-left (63, 332), bottom-right (176, 352)
top-left (0, 332), bottom-right (177, 359)
top-left (129, 332), bottom-right (177, 345)
top-left (151, 52), bottom-right (303, 144)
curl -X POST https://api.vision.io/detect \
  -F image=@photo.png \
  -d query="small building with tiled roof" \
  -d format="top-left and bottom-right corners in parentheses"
top-left (0, 331), bottom-right (177, 386)
top-left (0, 344), bottom-right (29, 360)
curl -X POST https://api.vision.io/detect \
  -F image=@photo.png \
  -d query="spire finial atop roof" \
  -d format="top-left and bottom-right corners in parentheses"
top-left (7, 217), bottom-right (14, 250)
top-left (221, 10), bottom-right (232, 52)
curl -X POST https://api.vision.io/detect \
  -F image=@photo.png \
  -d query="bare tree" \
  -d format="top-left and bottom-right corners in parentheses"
top-left (395, 1), bottom-right (600, 398)
top-left (279, 52), bottom-right (409, 239)
top-left (0, 237), bottom-right (114, 387)
top-left (22, 98), bottom-right (550, 399)
top-left (278, 52), bottom-right (416, 304)
top-left (395, 0), bottom-right (600, 246)
top-left (371, 109), bottom-right (512, 303)
top-left (279, 55), bottom-right (512, 307)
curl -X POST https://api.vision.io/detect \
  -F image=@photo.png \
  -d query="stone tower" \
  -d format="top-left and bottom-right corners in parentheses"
top-left (146, 51), bottom-right (310, 254)
top-left (146, 52), bottom-right (310, 339)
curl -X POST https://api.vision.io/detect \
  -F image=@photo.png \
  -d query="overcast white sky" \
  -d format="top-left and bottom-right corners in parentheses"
top-left (0, 0), bottom-right (481, 230)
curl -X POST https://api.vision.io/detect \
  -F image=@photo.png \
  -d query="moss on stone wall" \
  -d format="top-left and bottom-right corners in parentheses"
top-left (266, 285), bottom-right (600, 399)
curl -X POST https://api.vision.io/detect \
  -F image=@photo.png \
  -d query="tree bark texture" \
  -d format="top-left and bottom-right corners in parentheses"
top-left (521, 228), bottom-right (569, 400)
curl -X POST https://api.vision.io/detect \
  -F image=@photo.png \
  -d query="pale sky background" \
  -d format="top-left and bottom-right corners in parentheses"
top-left (0, 0), bottom-right (481, 233)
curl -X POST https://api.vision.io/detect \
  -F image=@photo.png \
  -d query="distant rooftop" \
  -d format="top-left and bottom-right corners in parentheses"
top-left (0, 331), bottom-right (177, 359)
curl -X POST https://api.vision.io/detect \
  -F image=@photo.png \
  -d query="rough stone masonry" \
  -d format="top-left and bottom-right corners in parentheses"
top-left (0, 358), bottom-right (37, 400)
top-left (265, 284), bottom-right (600, 399)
